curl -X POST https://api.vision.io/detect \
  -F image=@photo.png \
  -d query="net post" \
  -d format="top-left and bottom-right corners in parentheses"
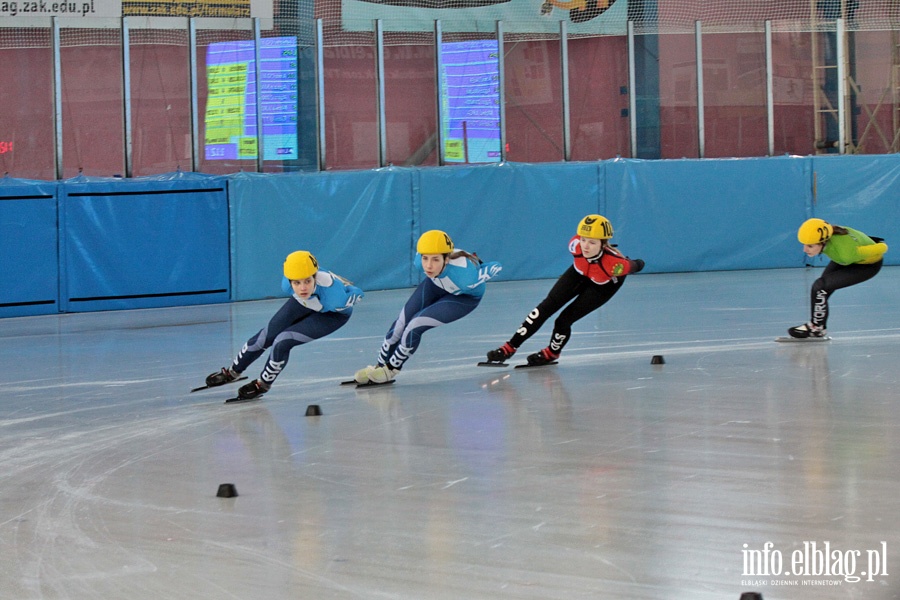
top-left (765, 20), bottom-right (774, 156)
top-left (375, 19), bottom-right (387, 168)
top-left (188, 17), bottom-right (200, 173)
top-left (434, 20), bottom-right (445, 166)
top-left (315, 18), bottom-right (325, 171)
top-left (836, 17), bottom-right (847, 154)
top-left (627, 20), bottom-right (637, 159)
top-left (122, 16), bottom-right (133, 178)
top-left (497, 20), bottom-right (507, 162)
top-left (52, 16), bottom-right (63, 180)
top-left (695, 19), bottom-right (704, 159)
top-left (253, 17), bottom-right (264, 172)
top-left (560, 20), bottom-right (571, 162)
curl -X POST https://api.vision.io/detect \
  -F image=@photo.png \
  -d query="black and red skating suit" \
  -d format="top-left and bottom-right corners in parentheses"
top-left (569, 235), bottom-right (639, 284)
top-left (506, 236), bottom-right (643, 355)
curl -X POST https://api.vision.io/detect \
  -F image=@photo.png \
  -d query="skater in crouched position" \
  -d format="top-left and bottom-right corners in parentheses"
top-left (485, 214), bottom-right (644, 366)
top-left (206, 251), bottom-right (363, 400)
top-left (788, 218), bottom-right (887, 339)
top-left (354, 230), bottom-right (502, 385)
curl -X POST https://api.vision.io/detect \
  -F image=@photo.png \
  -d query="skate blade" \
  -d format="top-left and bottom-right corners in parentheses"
top-left (514, 361), bottom-right (558, 369)
top-left (341, 379), bottom-right (397, 387)
top-left (224, 394), bottom-right (263, 404)
top-left (477, 361), bottom-right (509, 367)
top-left (354, 380), bottom-right (396, 388)
top-left (191, 376), bottom-right (248, 393)
top-left (774, 336), bottom-right (832, 343)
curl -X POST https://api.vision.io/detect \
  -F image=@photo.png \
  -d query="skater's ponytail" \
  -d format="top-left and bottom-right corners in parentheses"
top-left (832, 225), bottom-right (849, 236)
top-left (450, 250), bottom-right (482, 265)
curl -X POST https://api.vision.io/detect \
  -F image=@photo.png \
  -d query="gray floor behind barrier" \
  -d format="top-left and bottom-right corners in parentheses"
top-left (1, 267), bottom-right (898, 600)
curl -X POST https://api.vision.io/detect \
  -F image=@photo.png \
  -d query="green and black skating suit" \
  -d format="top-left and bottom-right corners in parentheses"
top-left (809, 227), bottom-right (888, 330)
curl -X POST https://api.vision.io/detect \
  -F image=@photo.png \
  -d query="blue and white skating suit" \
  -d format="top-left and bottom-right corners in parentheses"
top-left (232, 270), bottom-right (363, 387)
top-left (378, 252), bottom-right (502, 370)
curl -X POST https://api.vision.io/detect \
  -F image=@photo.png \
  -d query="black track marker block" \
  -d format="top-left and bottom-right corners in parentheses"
top-left (651, 355), bottom-right (665, 365)
top-left (216, 483), bottom-right (238, 498)
top-left (305, 404), bottom-right (322, 417)
top-left (739, 593), bottom-right (763, 600)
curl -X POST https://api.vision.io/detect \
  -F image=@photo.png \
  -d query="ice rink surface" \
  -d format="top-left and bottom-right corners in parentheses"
top-left (1, 267), bottom-right (898, 600)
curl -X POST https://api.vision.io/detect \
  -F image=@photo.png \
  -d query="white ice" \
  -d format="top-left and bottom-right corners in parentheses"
top-left (1, 268), bottom-right (898, 599)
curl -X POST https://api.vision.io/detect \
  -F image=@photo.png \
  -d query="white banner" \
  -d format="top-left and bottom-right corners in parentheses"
top-left (0, 0), bottom-right (121, 19)
top-left (341, 0), bottom-right (626, 34)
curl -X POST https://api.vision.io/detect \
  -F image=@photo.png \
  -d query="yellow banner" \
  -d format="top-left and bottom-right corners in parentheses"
top-left (122, 0), bottom-right (250, 18)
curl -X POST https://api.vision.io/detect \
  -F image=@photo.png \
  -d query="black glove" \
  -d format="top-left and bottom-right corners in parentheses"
top-left (629, 259), bottom-right (645, 273)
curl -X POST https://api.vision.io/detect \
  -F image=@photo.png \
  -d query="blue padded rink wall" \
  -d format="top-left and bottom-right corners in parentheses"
top-left (1, 156), bottom-right (900, 599)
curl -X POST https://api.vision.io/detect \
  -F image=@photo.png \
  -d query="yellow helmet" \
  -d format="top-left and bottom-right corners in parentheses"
top-left (417, 230), bottom-right (454, 255)
top-left (577, 214), bottom-right (614, 239)
top-left (283, 251), bottom-right (319, 280)
top-left (797, 218), bottom-right (833, 245)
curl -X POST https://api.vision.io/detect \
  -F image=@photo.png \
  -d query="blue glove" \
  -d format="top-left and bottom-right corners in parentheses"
top-left (344, 285), bottom-right (364, 308)
top-left (476, 261), bottom-right (502, 283)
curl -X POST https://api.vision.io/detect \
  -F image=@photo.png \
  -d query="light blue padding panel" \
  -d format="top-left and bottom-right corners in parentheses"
top-left (228, 169), bottom-right (415, 300)
top-left (418, 162), bottom-right (601, 282)
top-left (811, 154), bottom-right (900, 266)
top-left (60, 173), bottom-right (230, 312)
top-left (606, 156), bottom-right (812, 272)
top-left (0, 178), bottom-right (59, 317)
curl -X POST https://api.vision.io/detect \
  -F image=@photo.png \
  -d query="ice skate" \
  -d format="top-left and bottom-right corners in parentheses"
top-left (191, 368), bottom-right (247, 392)
top-left (776, 323), bottom-right (831, 343)
top-left (347, 365), bottom-right (375, 385)
top-left (225, 379), bottom-right (269, 403)
top-left (479, 342), bottom-right (515, 367)
top-left (517, 347), bottom-right (559, 369)
top-left (206, 367), bottom-right (240, 387)
top-left (343, 365), bottom-right (396, 387)
top-left (369, 365), bottom-right (399, 384)
top-left (788, 323), bottom-right (827, 339)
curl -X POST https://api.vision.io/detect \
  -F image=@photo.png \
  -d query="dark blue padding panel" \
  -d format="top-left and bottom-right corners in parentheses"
top-left (418, 162), bottom-right (602, 282)
top-left (0, 178), bottom-right (59, 317)
top-left (811, 154), bottom-right (900, 266)
top-left (606, 157), bottom-right (812, 272)
top-left (59, 174), bottom-right (230, 312)
top-left (228, 170), bottom-right (414, 300)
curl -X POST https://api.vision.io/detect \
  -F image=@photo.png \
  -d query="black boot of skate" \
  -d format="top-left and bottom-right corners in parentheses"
top-left (787, 323), bottom-right (827, 339)
top-left (526, 347), bottom-right (560, 367)
top-left (485, 342), bottom-right (516, 364)
top-left (237, 379), bottom-right (269, 401)
top-left (205, 367), bottom-right (240, 387)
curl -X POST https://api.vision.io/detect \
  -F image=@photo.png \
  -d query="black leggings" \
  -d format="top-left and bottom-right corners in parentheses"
top-left (508, 266), bottom-right (624, 354)
top-left (810, 260), bottom-right (882, 329)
